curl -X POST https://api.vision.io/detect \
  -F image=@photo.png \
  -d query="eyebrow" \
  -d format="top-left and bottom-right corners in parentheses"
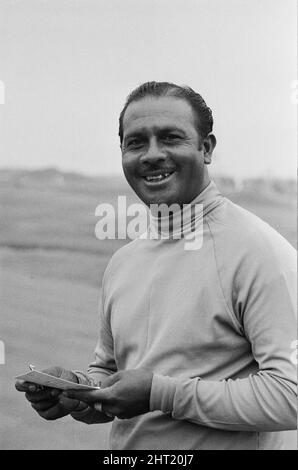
top-left (124, 126), bottom-right (187, 141)
top-left (124, 130), bottom-right (147, 141)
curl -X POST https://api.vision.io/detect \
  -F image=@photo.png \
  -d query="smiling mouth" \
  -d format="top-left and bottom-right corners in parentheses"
top-left (142, 171), bottom-right (175, 184)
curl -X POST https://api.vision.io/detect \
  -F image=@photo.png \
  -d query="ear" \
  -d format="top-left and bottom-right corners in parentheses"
top-left (202, 133), bottom-right (216, 165)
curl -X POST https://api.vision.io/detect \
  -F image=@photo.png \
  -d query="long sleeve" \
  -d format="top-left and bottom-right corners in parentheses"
top-left (71, 284), bottom-right (117, 424)
top-left (150, 247), bottom-right (297, 431)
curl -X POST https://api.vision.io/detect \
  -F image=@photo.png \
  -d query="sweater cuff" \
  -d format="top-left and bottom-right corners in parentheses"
top-left (150, 373), bottom-right (178, 413)
top-left (73, 370), bottom-right (88, 384)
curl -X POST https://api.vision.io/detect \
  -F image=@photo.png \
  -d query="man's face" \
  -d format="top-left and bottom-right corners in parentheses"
top-left (121, 96), bottom-right (208, 207)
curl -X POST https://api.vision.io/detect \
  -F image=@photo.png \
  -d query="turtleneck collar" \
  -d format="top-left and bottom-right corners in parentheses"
top-left (148, 180), bottom-right (223, 239)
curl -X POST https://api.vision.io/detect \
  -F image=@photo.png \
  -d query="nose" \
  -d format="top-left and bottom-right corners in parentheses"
top-left (140, 138), bottom-right (166, 164)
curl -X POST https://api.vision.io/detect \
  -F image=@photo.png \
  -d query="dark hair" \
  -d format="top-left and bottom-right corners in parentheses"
top-left (118, 81), bottom-right (213, 144)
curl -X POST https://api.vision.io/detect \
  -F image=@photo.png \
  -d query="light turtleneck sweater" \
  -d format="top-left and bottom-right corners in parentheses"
top-left (147, 181), bottom-right (221, 238)
top-left (72, 181), bottom-right (297, 450)
top-left (148, 184), bottom-right (207, 239)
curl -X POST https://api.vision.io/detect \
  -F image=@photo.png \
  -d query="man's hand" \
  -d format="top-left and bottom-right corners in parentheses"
top-left (63, 369), bottom-right (153, 419)
top-left (15, 366), bottom-right (85, 420)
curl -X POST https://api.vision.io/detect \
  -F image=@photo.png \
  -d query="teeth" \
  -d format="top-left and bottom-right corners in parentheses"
top-left (145, 172), bottom-right (171, 182)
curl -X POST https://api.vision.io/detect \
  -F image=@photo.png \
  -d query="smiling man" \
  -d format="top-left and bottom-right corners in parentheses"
top-left (16, 82), bottom-right (297, 450)
top-left (119, 88), bottom-right (215, 207)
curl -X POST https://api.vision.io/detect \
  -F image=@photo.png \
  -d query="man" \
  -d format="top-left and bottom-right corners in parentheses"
top-left (16, 82), bottom-right (297, 450)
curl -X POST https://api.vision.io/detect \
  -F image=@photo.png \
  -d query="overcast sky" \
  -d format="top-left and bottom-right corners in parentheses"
top-left (0, 0), bottom-right (297, 179)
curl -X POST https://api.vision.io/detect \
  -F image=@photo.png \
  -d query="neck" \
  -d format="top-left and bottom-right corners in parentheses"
top-left (149, 180), bottom-right (214, 238)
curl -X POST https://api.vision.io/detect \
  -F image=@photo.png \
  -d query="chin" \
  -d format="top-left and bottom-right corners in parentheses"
top-left (133, 180), bottom-right (181, 206)
top-left (145, 194), bottom-right (179, 207)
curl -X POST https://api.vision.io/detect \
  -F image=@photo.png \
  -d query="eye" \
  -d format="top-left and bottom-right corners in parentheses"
top-left (126, 138), bottom-right (144, 148)
top-left (163, 134), bottom-right (182, 142)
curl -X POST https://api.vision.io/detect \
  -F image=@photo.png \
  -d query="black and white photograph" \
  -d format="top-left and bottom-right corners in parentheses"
top-left (0, 0), bottom-right (297, 452)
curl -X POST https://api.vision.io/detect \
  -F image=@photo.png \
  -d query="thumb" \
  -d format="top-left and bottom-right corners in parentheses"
top-left (62, 388), bottom-right (109, 404)
top-left (42, 366), bottom-right (64, 377)
top-left (42, 366), bottom-right (78, 384)
top-left (101, 372), bottom-right (122, 389)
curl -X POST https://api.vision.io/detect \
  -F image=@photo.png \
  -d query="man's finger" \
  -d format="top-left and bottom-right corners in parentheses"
top-left (25, 389), bottom-right (60, 403)
top-left (38, 402), bottom-right (67, 421)
top-left (15, 380), bottom-right (42, 392)
top-left (63, 388), bottom-right (109, 404)
top-left (58, 395), bottom-right (80, 411)
top-left (31, 400), bottom-right (56, 412)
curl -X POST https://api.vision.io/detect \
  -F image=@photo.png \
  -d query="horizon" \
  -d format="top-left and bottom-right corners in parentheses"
top-left (0, 165), bottom-right (296, 182)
